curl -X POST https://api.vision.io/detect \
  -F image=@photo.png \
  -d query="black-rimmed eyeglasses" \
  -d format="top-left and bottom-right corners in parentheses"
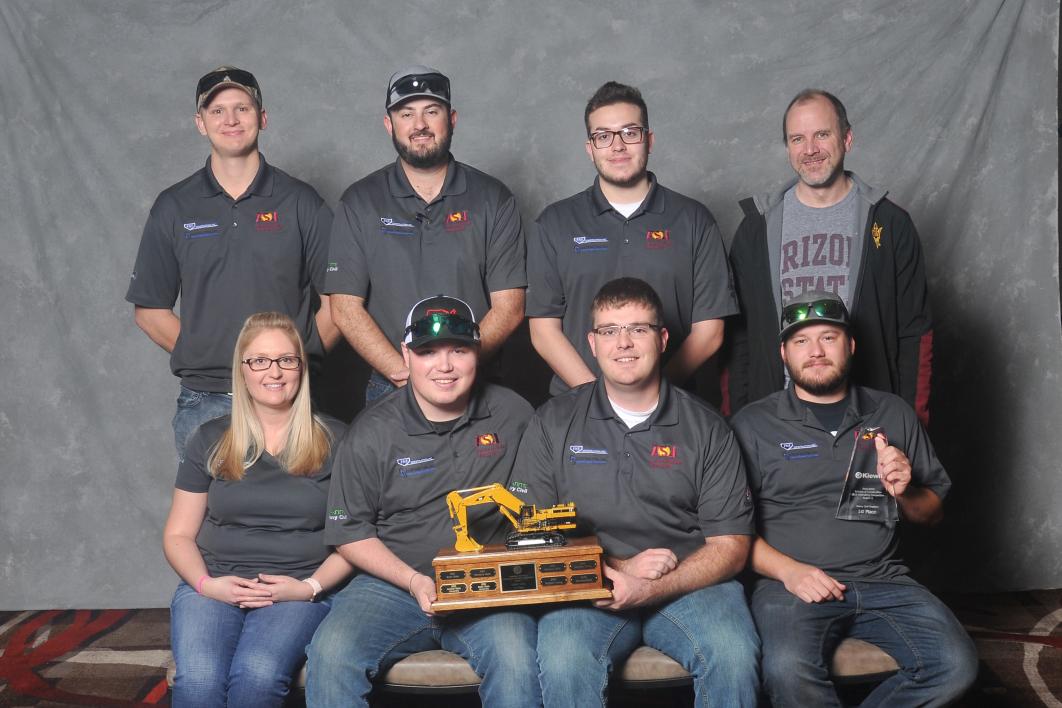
top-left (242, 356), bottom-right (302, 371)
top-left (588, 126), bottom-right (648, 149)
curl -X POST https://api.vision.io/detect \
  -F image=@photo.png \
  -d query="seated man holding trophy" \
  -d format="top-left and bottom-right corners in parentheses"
top-left (514, 277), bottom-right (761, 707)
top-left (305, 295), bottom-right (540, 708)
top-left (729, 289), bottom-right (977, 707)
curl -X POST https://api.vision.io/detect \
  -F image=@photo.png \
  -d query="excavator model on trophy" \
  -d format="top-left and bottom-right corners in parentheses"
top-left (445, 483), bottom-right (578, 552)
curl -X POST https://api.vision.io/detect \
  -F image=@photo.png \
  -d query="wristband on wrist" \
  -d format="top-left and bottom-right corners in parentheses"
top-left (407, 571), bottom-right (419, 597)
top-left (302, 577), bottom-right (322, 602)
top-left (196, 575), bottom-right (210, 594)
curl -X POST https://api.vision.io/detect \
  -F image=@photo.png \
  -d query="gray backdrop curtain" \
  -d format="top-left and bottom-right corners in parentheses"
top-left (1, 0), bottom-right (1057, 609)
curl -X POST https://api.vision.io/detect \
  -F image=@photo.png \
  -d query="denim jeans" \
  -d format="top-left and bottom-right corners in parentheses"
top-left (365, 370), bottom-right (397, 405)
top-left (170, 581), bottom-right (331, 708)
top-left (173, 385), bottom-right (232, 463)
top-left (305, 574), bottom-right (541, 708)
top-left (751, 579), bottom-right (978, 707)
top-left (536, 579), bottom-right (760, 708)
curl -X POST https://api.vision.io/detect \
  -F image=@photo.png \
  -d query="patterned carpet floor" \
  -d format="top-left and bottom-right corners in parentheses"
top-left (0, 589), bottom-right (1059, 707)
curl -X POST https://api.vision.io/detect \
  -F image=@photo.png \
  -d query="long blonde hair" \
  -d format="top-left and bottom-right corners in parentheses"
top-left (209, 312), bottom-right (332, 480)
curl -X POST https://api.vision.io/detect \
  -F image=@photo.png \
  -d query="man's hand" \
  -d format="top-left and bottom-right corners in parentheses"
top-left (594, 565), bottom-right (654, 611)
top-left (388, 368), bottom-right (410, 387)
top-left (779, 562), bottom-right (846, 603)
top-left (610, 548), bottom-right (678, 580)
top-left (409, 573), bottom-right (437, 615)
top-left (876, 435), bottom-right (912, 497)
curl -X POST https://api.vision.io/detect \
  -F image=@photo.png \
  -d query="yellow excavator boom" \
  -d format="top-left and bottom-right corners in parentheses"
top-left (445, 483), bottom-right (577, 552)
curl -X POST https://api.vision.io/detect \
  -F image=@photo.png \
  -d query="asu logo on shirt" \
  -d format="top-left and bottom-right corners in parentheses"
top-left (476, 432), bottom-right (505, 458)
top-left (649, 444), bottom-right (681, 469)
top-left (445, 210), bottom-right (470, 233)
top-left (645, 229), bottom-right (671, 249)
top-left (255, 211), bottom-right (281, 232)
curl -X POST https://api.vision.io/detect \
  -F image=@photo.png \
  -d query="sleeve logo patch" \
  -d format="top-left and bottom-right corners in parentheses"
top-left (255, 211), bottom-right (282, 232)
top-left (445, 210), bottom-right (470, 232)
top-left (645, 230), bottom-right (671, 249)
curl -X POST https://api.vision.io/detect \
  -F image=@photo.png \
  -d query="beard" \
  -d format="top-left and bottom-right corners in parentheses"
top-left (787, 355), bottom-right (851, 397)
top-left (392, 126), bottom-right (453, 169)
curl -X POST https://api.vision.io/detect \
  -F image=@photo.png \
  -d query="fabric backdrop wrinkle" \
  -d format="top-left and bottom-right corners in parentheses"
top-left (0, 0), bottom-right (1056, 608)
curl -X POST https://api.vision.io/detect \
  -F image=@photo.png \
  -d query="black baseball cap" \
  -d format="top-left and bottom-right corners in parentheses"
top-left (196, 66), bottom-right (262, 111)
top-left (386, 66), bottom-right (451, 110)
top-left (403, 295), bottom-right (480, 349)
top-left (779, 290), bottom-right (850, 342)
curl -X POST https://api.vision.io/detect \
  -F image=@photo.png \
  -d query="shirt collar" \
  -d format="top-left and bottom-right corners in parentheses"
top-left (587, 376), bottom-right (679, 429)
top-left (199, 153), bottom-right (273, 199)
top-left (387, 155), bottom-right (465, 202)
top-left (396, 381), bottom-right (490, 436)
top-left (776, 384), bottom-right (876, 429)
top-left (588, 171), bottom-right (665, 217)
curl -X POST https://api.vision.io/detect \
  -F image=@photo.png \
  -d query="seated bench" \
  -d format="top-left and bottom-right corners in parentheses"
top-left (165, 639), bottom-right (898, 695)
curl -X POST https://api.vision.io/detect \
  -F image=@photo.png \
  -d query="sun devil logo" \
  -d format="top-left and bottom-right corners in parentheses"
top-left (651, 445), bottom-right (676, 458)
top-left (872, 222), bottom-right (884, 249)
top-left (255, 211), bottom-right (281, 232)
top-left (445, 210), bottom-right (470, 232)
top-left (476, 432), bottom-right (505, 458)
top-left (477, 433), bottom-right (498, 446)
top-left (649, 444), bottom-right (680, 468)
top-left (645, 230), bottom-right (671, 249)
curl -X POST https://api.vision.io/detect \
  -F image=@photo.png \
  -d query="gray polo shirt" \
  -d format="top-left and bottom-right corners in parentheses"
top-left (324, 383), bottom-right (534, 577)
top-left (527, 176), bottom-right (738, 394)
top-left (323, 157), bottom-right (526, 348)
top-left (731, 385), bottom-right (951, 582)
top-left (513, 379), bottom-right (754, 561)
top-left (126, 156), bottom-right (332, 392)
top-left (176, 414), bottom-right (348, 579)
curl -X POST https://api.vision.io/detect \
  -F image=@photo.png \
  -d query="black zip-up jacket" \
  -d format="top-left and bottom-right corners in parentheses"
top-left (723, 173), bottom-right (933, 426)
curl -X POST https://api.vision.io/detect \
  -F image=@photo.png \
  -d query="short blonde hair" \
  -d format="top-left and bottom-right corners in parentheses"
top-left (209, 312), bottom-right (332, 480)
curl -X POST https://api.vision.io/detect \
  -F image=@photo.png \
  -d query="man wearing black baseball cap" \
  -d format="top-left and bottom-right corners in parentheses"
top-left (730, 290), bottom-right (976, 707)
top-left (126, 66), bottom-right (338, 461)
top-left (308, 295), bottom-right (540, 707)
top-left (324, 66), bottom-right (526, 404)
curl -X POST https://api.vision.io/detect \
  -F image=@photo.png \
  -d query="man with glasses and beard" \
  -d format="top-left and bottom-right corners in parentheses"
top-left (729, 290), bottom-right (976, 707)
top-left (726, 89), bottom-right (933, 427)
top-left (324, 66), bottom-right (526, 403)
top-left (527, 82), bottom-right (737, 398)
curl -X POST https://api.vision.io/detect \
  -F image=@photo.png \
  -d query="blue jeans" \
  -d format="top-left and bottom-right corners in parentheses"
top-left (173, 385), bottom-right (232, 463)
top-left (365, 370), bottom-right (397, 405)
top-left (751, 579), bottom-right (978, 707)
top-left (170, 581), bottom-right (331, 708)
top-left (305, 574), bottom-right (541, 708)
top-left (536, 580), bottom-right (760, 707)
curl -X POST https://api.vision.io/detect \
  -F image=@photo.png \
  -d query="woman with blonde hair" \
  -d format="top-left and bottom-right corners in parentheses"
top-left (163, 311), bottom-right (350, 707)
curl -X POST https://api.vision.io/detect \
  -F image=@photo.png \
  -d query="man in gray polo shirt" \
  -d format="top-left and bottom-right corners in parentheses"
top-left (515, 277), bottom-right (759, 707)
top-left (726, 89), bottom-right (933, 426)
top-left (306, 295), bottom-right (539, 707)
top-left (325, 66), bottom-right (526, 403)
top-left (126, 66), bottom-right (337, 460)
top-left (528, 81), bottom-right (737, 396)
top-left (730, 290), bottom-right (976, 707)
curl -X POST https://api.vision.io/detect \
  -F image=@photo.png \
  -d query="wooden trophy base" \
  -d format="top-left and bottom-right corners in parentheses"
top-left (430, 536), bottom-right (612, 612)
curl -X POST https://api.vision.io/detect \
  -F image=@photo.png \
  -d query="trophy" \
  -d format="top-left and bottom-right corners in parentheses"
top-left (430, 484), bottom-right (612, 612)
top-left (836, 427), bottom-right (899, 522)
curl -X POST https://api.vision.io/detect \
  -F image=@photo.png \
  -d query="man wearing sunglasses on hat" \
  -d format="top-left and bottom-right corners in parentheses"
top-left (324, 66), bottom-right (526, 404)
top-left (307, 295), bottom-right (539, 707)
top-left (726, 89), bottom-right (932, 427)
top-left (515, 278), bottom-right (759, 707)
top-left (730, 290), bottom-right (976, 707)
top-left (528, 82), bottom-right (738, 397)
top-left (126, 66), bottom-right (338, 462)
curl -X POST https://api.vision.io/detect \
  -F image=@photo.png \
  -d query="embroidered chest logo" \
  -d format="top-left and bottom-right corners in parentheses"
top-left (395, 455), bottom-right (436, 477)
top-left (380, 216), bottom-right (417, 236)
top-left (649, 444), bottom-right (681, 469)
top-left (872, 222), bottom-right (884, 249)
top-left (645, 230), bottom-right (671, 249)
top-left (445, 210), bottom-right (470, 232)
top-left (572, 236), bottom-right (609, 253)
top-left (476, 432), bottom-right (505, 458)
top-left (568, 444), bottom-right (608, 464)
top-left (182, 221), bottom-right (221, 239)
top-left (255, 211), bottom-right (281, 232)
top-left (779, 441), bottom-right (819, 461)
